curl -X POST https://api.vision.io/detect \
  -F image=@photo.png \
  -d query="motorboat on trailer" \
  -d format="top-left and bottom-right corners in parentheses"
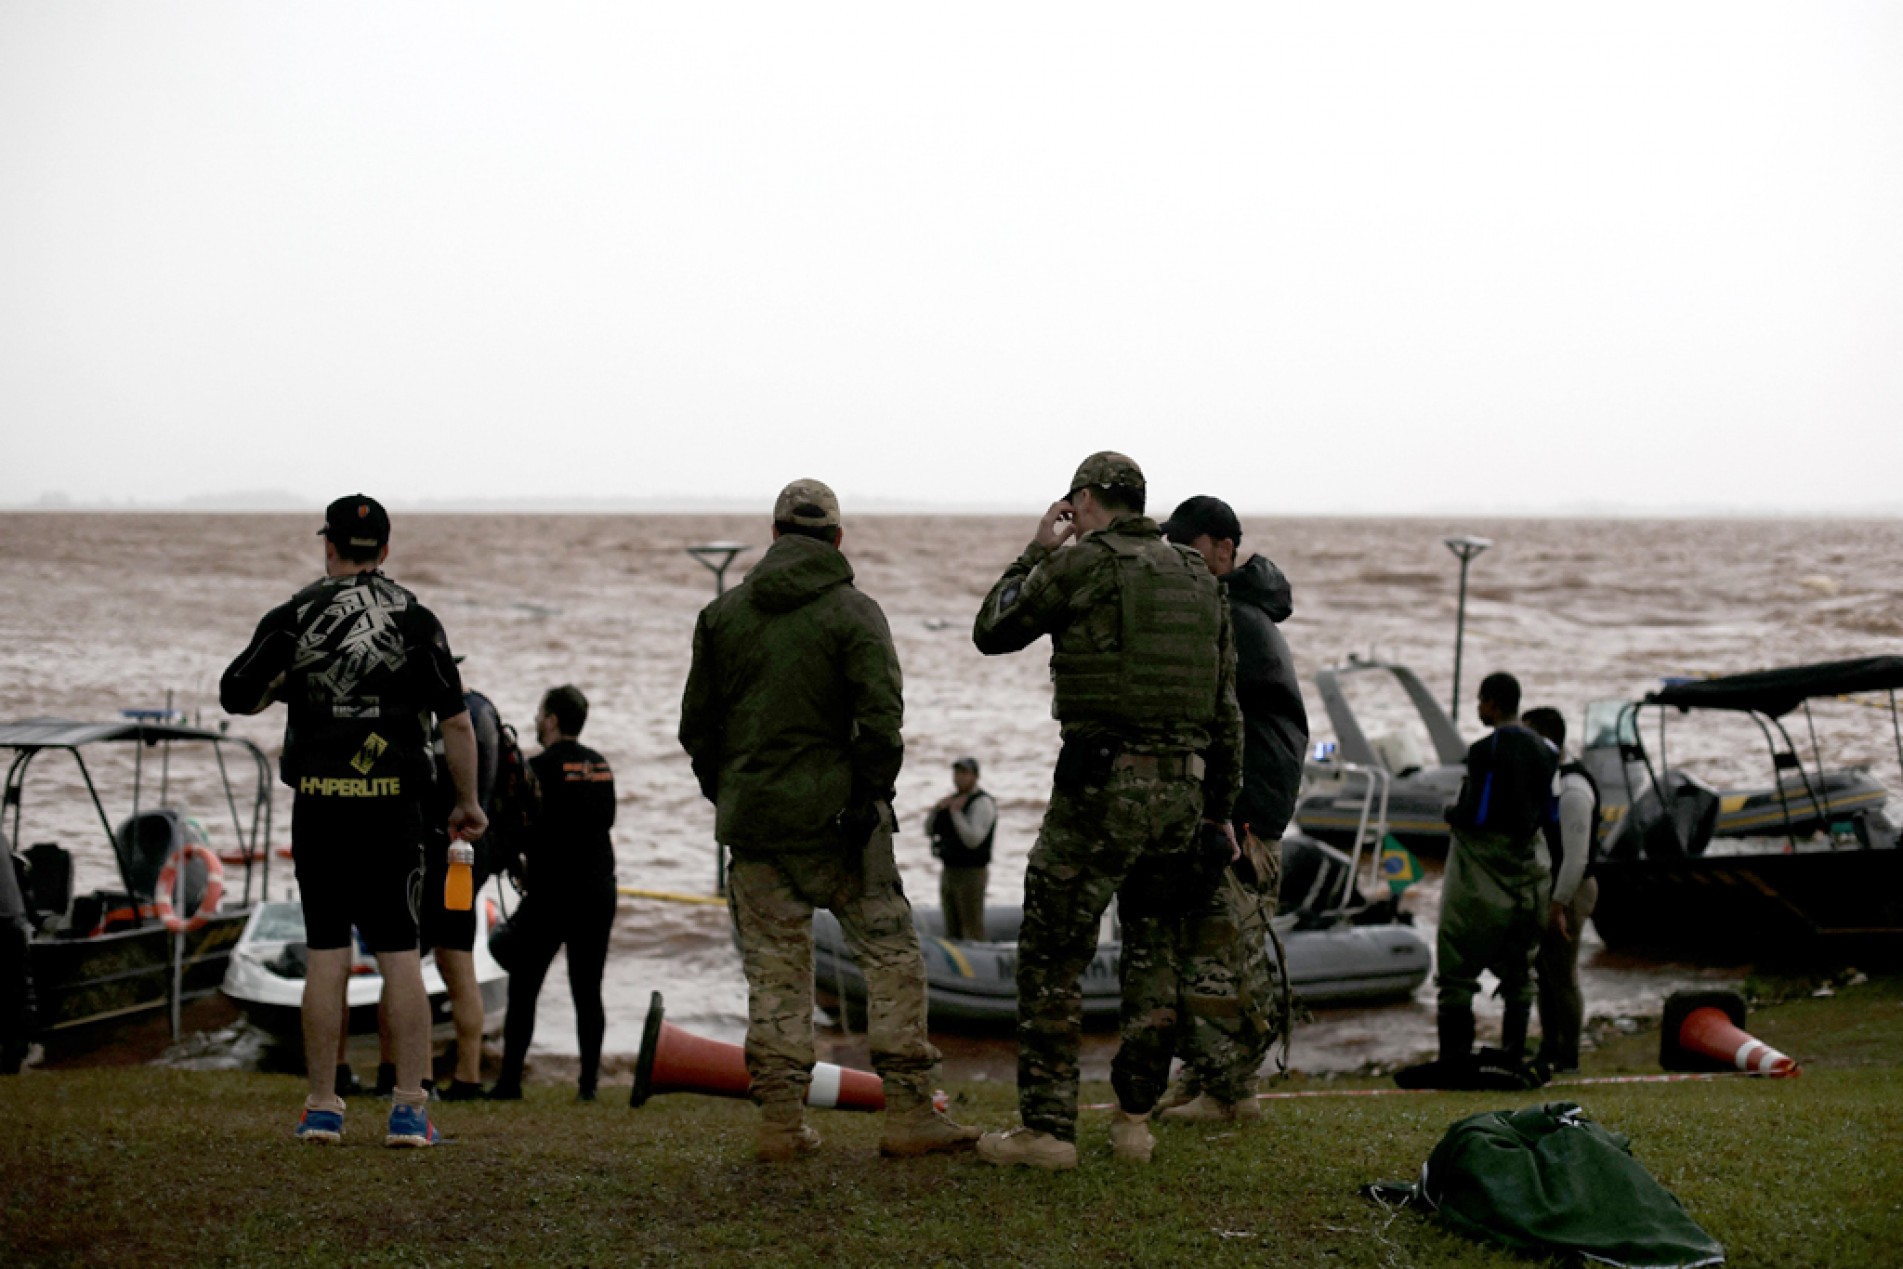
top-left (219, 895), bottom-right (510, 1048)
top-left (1, 715), bottom-right (274, 1067)
top-left (1588, 656), bottom-right (1903, 968)
top-left (812, 765), bottom-right (1430, 1029)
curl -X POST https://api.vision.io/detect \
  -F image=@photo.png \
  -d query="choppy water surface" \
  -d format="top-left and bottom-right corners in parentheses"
top-left (5, 511), bottom-right (1900, 1077)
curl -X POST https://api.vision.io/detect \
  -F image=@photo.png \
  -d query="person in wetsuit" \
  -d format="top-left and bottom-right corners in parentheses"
top-left (221, 493), bottom-right (486, 1147)
top-left (488, 685), bottom-right (618, 1102)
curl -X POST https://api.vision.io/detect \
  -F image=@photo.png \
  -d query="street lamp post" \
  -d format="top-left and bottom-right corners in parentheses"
top-left (685, 541), bottom-right (752, 597)
top-left (1442, 535), bottom-right (1492, 724)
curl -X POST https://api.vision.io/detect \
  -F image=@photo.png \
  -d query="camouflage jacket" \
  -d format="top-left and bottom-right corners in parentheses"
top-left (972, 514), bottom-right (1242, 821)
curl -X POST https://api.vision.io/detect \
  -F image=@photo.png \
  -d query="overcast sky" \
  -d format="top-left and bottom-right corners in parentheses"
top-left (2, 3), bottom-right (1898, 516)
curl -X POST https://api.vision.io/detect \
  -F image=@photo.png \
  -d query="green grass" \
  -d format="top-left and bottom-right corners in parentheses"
top-left (5, 976), bottom-right (1902, 1267)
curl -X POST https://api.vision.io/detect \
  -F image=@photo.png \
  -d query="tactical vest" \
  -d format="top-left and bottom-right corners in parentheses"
top-left (928, 788), bottom-right (996, 869)
top-left (1542, 761), bottom-right (1603, 879)
top-left (1050, 534), bottom-right (1223, 728)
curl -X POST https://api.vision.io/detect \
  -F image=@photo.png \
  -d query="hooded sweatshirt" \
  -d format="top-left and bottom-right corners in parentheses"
top-left (1224, 554), bottom-right (1310, 840)
top-left (679, 534), bottom-right (904, 856)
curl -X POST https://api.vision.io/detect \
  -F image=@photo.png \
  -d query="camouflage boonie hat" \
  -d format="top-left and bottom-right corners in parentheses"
top-left (1069, 451), bottom-right (1144, 497)
top-left (772, 478), bottom-right (841, 528)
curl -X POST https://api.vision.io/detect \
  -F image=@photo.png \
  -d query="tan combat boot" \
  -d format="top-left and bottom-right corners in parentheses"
top-left (1160, 1092), bottom-right (1261, 1123)
top-left (1109, 1109), bottom-right (1155, 1163)
top-left (879, 1092), bottom-right (983, 1158)
top-left (1154, 1078), bottom-right (1198, 1113)
top-left (756, 1104), bottom-right (821, 1163)
top-left (975, 1126), bottom-right (1079, 1171)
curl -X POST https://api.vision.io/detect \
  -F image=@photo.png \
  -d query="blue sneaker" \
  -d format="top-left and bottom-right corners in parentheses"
top-left (295, 1107), bottom-right (344, 1144)
top-left (386, 1103), bottom-right (443, 1148)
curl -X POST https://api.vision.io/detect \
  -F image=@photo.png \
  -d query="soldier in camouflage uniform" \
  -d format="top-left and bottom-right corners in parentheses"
top-left (679, 479), bottom-right (979, 1162)
top-left (1159, 495), bottom-right (1309, 1122)
top-left (971, 453), bottom-right (1243, 1170)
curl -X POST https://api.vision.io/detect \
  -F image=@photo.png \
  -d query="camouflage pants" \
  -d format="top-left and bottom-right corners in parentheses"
top-left (1436, 829), bottom-right (1550, 1011)
top-left (1016, 766), bottom-right (1205, 1141)
top-left (727, 814), bottom-right (940, 1108)
top-left (1173, 869), bottom-right (1281, 1103)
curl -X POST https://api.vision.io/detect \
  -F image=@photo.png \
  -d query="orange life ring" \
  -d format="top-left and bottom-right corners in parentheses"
top-left (154, 841), bottom-right (225, 933)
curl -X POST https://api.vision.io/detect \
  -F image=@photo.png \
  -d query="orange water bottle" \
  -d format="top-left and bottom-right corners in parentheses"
top-left (445, 842), bottom-right (475, 911)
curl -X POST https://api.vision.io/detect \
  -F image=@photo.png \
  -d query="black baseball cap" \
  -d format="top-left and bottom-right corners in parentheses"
top-left (1160, 495), bottom-right (1241, 546)
top-left (319, 494), bottom-right (391, 551)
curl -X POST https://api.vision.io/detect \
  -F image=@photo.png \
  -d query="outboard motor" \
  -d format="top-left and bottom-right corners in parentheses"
top-left (113, 810), bottom-right (211, 910)
top-left (1625, 771), bottom-right (1721, 860)
top-left (1279, 833), bottom-right (1364, 923)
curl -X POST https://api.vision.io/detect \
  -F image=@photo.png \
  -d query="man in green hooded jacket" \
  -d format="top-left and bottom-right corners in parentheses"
top-left (679, 478), bottom-right (978, 1163)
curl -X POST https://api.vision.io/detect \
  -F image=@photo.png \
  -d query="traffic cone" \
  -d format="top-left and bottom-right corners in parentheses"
top-left (628, 991), bottom-right (886, 1111)
top-left (1660, 990), bottom-right (1800, 1077)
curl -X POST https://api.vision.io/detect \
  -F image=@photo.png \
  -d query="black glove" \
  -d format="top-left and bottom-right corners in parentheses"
top-left (835, 801), bottom-right (883, 850)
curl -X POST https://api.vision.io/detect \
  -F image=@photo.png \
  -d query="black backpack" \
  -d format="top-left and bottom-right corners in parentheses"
top-left (478, 720), bottom-right (539, 883)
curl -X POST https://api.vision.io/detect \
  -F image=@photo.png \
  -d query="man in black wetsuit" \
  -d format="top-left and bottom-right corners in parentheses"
top-left (222, 494), bottom-right (487, 1147)
top-left (1436, 671), bottom-right (1557, 1067)
top-left (488, 684), bottom-right (618, 1102)
top-left (360, 686), bottom-right (502, 1101)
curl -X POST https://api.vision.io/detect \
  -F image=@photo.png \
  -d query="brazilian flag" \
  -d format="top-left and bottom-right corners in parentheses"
top-left (1379, 836), bottom-right (1424, 895)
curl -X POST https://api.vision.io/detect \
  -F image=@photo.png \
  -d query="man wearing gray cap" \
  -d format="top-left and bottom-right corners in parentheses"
top-left (972, 453), bottom-right (1243, 1169)
top-left (925, 756), bottom-right (996, 941)
top-left (680, 478), bottom-right (979, 1162)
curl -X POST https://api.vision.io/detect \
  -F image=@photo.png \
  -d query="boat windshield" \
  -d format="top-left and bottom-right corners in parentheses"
top-left (1583, 699), bottom-right (1637, 751)
top-left (251, 904), bottom-right (307, 941)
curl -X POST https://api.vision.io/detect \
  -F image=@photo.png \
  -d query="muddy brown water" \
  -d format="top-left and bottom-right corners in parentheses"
top-left (7, 511), bottom-right (1899, 1080)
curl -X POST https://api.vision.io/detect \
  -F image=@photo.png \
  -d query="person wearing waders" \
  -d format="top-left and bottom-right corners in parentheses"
top-left (1436, 672), bottom-right (1558, 1068)
top-left (1523, 706), bottom-right (1600, 1074)
top-left (925, 757), bottom-right (995, 942)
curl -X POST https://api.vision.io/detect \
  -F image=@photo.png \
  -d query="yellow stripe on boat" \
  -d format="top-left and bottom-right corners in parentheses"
top-left (931, 937), bottom-right (976, 978)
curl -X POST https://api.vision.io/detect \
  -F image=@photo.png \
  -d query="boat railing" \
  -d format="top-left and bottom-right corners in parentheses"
top-left (1335, 761), bottom-right (1392, 910)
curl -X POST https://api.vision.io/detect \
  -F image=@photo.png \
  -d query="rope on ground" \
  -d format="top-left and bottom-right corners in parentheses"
top-left (1078, 1069), bottom-right (1777, 1111)
top-left (616, 886), bottom-right (727, 908)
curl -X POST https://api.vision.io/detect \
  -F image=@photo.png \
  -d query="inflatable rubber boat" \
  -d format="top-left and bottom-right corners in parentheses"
top-left (812, 834), bottom-right (1429, 1029)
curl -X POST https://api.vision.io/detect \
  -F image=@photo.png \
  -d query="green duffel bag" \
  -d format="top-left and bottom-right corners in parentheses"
top-left (1365, 1102), bottom-right (1724, 1267)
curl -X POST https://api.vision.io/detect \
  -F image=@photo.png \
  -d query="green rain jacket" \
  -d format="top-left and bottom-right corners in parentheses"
top-left (679, 534), bottom-right (904, 857)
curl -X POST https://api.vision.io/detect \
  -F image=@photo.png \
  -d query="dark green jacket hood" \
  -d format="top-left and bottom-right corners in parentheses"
top-left (746, 534), bottom-right (854, 614)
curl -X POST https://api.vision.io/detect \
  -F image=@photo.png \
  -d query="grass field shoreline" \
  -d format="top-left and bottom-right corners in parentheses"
top-left (5, 973), bottom-right (1901, 1267)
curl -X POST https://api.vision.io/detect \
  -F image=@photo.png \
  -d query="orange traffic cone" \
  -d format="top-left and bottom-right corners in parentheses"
top-left (628, 991), bottom-right (887, 1111)
top-left (1660, 990), bottom-right (1800, 1077)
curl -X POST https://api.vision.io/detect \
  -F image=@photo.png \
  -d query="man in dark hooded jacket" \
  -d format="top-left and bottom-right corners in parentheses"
top-left (1158, 495), bottom-right (1309, 1121)
top-left (679, 478), bottom-right (977, 1163)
